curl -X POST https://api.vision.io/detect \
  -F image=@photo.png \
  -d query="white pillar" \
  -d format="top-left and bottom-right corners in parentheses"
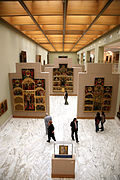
top-left (98, 46), bottom-right (104, 63)
top-left (80, 53), bottom-right (83, 64)
top-left (86, 51), bottom-right (90, 62)
top-left (95, 45), bottom-right (98, 63)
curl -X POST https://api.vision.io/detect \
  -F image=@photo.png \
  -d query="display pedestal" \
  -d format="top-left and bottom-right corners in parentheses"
top-left (51, 154), bottom-right (75, 178)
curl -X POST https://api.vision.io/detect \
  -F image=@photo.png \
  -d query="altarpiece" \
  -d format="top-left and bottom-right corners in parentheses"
top-left (84, 77), bottom-right (112, 112)
top-left (9, 63), bottom-right (49, 118)
top-left (53, 64), bottom-right (73, 92)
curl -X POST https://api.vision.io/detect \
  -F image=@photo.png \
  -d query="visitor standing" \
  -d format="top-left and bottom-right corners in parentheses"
top-left (95, 112), bottom-right (101, 132)
top-left (64, 90), bottom-right (68, 105)
top-left (70, 118), bottom-right (79, 143)
top-left (47, 120), bottom-right (56, 143)
top-left (44, 113), bottom-right (52, 135)
top-left (100, 111), bottom-right (106, 131)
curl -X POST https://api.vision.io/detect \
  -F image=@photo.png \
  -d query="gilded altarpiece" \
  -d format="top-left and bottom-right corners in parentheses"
top-left (84, 78), bottom-right (112, 112)
top-left (0, 99), bottom-right (8, 116)
top-left (12, 69), bottom-right (46, 112)
top-left (53, 64), bottom-right (73, 92)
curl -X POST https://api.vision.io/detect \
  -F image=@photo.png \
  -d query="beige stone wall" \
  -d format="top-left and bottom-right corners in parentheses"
top-left (77, 63), bottom-right (119, 119)
top-left (49, 52), bottom-right (77, 64)
top-left (53, 58), bottom-right (73, 68)
top-left (44, 67), bottom-right (53, 95)
top-left (9, 63), bottom-right (50, 118)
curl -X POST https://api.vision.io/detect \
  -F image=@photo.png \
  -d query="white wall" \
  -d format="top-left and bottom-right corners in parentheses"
top-left (0, 20), bottom-right (48, 126)
top-left (77, 26), bottom-right (120, 63)
top-left (77, 26), bottom-right (120, 116)
top-left (36, 46), bottom-right (48, 65)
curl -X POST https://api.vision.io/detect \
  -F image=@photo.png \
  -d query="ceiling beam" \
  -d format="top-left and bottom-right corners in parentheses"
top-left (70, 0), bottom-right (114, 52)
top-left (18, 0), bottom-right (56, 51)
top-left (63, 0), bottom-right (68, 51)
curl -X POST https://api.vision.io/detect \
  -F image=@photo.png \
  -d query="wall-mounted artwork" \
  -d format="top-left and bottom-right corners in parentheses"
top-left (12, 69), bottom-right (46, 112)
top-left (0, 99), bottom-right (8, 116)
top-left (84, 77), bottom-right (112, 112)
top-left (20, 51), bottom-right (27, 63)
top-left (53, 64), bottom-right (73, 92)
top-left (36, 55), bottom-right (41, 63)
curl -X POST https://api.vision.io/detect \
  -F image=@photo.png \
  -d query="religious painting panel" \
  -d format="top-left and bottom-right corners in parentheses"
top-left (85, 100), bottom-right (94, 105)
top-left (14, 97), bottom-right (23, 104)
top-left (102, 106), bottom-right (111, 112)
top-left (22, 78), bottom-right (35, 90)
top-left (94, 77), bottom-right (104, 86)
top-left (15, 104), bottom-right (24, 111)
top-left (93, 78), bottom-right (104, 112)
top-left (102, 86), bottom-right (112, 112)
top-left (22, 69), bottom-right (34, 80)
top-left (24, 92), bottom-right (35, 111)
top-left (84, 86), bottom-right (94, 112)
top-left (35, 79), bottom-right (45, 89)
top-left (36, 97), bottom-right (45, 104)
top-left (35, 88), bottom-right (45, 96)
top-left (13, 88), bottom-right (23, 96)
top-left (53, 68), bottom-right (60, 76)
top-left (0, 99), bottom-right (8, 116)
top-left (85, 86), bottom-right (94, 95)
top-left (12, 79), bottom-right (22, 89)
top-left (11, 67), bottom-right (46, 114)
top-left (59, 145), bottom-right (68, 155)
top-left (53, 64), bottom-right (73, 92)
top-left (84, 78), bottom-right (112, 112)
top-left (36, 104), bottom-right (45, 111)
top-left (66, 68), bottom-right (73, 76)
top-left (84, 106), bottom-right (93, 112)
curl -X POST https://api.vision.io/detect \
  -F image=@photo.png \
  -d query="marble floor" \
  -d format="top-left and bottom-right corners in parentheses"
top-left (0, 96), bottom-right (120, 180)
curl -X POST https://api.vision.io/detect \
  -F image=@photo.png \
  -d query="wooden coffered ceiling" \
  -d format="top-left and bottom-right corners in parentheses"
top-left (0, 0), bottom-right (120, 52)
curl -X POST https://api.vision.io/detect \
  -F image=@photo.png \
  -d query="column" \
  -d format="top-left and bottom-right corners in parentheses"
top-left (80, 53), bottom-right (83, 64)
top-left (98, 46), bottom-right (104, 63)
top-left (95, 45), bottom-right (98, 63)
top-left (86, 51), bottom-right (90, 62)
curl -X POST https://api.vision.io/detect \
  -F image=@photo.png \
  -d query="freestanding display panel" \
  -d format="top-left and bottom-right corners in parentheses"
top-left (51, 141), bottom-right (75, 178)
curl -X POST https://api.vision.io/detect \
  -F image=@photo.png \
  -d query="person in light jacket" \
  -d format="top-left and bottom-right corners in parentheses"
top-left (44, 113), bottom-right (52, 135)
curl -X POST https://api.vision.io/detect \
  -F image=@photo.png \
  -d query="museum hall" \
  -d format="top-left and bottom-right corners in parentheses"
top-left (0, 0), bottom-right (120, 179)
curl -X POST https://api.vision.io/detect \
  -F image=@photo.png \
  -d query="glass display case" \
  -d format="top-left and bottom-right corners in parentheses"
top-left (54, 141), bottom-right (73, 158)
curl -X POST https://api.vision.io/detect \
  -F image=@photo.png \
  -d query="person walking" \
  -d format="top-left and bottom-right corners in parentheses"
top-left (64, 90), bottom-right (68, 105)
top-left (100, 111), bottom-right (106, 131)
top-left (70, 118), bottom-right (79, 143)
top-left (47, 120), bottom-right (56, 143)
top-left (95, 112), bottom-right (101, 132)
top-left (44, 113), bottom-right (52, 135)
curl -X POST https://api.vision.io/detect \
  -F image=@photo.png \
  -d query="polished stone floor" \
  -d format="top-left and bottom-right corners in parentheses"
top-left (0, 96), bottom-right (120, 180)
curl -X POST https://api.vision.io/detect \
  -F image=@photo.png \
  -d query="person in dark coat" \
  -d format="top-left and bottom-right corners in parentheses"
top-left (47, 120), bottom-right (56, 143)
top-left (95, 112), bottom-right (101, 132)
top-left (64, 90), bottom-right (68, 105)
top-left (70, 118), bottom-right (79, 143)
top-left (100, 111), bottom-right (106, 131)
